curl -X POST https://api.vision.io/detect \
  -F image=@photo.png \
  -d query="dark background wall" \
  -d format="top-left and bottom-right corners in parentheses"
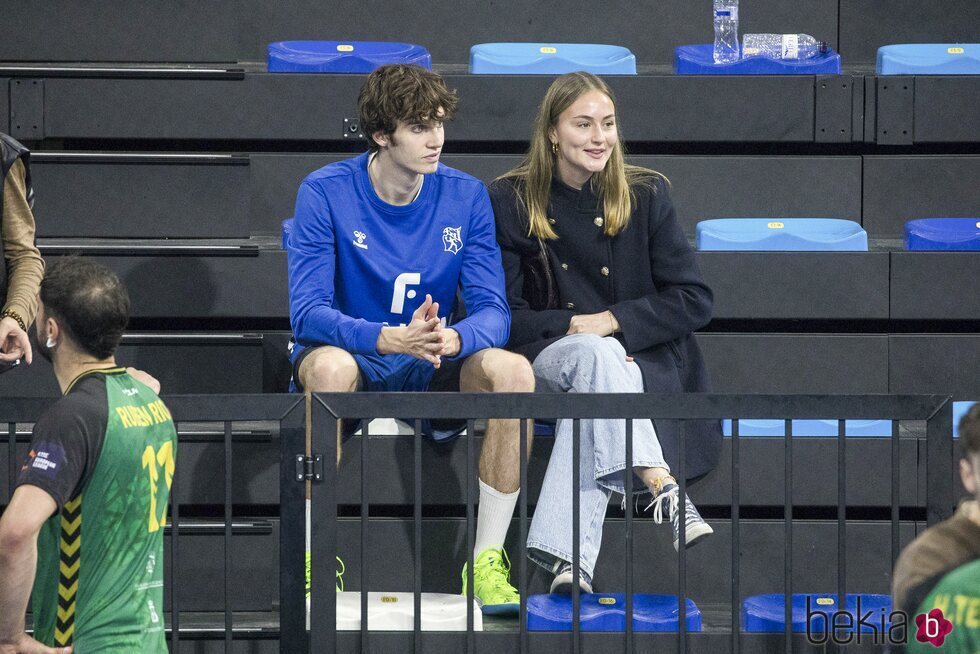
top-left (1, 1), bottom-right (978, 638)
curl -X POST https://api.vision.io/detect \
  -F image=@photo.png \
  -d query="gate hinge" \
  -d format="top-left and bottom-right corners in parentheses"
top-left (295, 454), bottom-right (324, 482)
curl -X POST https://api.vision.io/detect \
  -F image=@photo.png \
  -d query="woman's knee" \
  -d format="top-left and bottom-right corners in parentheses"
top-left (535, 333), bottom-right (616, 374)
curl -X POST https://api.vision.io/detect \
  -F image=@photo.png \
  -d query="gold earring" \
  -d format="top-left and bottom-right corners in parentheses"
top-left (551, 142), bottom-right (559, 155)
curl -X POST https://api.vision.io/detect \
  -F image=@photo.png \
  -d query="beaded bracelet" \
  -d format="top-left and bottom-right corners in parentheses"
top-left (1, 309), bottom-right (27, 332)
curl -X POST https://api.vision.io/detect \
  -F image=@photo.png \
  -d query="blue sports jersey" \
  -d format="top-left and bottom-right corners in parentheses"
top-left (288, 152), bottom-right (510, 366)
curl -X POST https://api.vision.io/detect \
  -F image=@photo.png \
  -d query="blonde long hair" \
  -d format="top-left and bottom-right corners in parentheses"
top-left (500, 72), bottom-right (665, 240)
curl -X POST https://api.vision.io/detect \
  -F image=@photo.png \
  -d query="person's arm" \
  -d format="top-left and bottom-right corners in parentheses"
top-left (490, 182), bottom-right (575, 350)
top-left (0, 486), bottom-right (62, 652)
top-left (1, 159), bottom-right (44, 365)
top-left (287, 180), bottom-right (385, 355)
top-left (126, 367), bottom-right (162, 395)
top-left (608, 179), bottom-right (713, 352)
top-left (443, 186), bottom-right (513, 359)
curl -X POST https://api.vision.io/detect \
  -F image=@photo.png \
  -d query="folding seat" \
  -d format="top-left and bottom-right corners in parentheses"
top-left (527, 593), bottom-right (702, 631)
top-left (469, 43), bottom-right (636, 75)
top-left (674, 44), bottom-right (840, 75)
top-left (722, 420), bottom-right (891, 438)
top-left (905, 218), bottom-right (980, 251)
top-left (268, 41), bottom-right (431, 73)
top-left (332, 592), bottom-right (481, 631)
top-left (696, 218), bottom-right (868, 251)
top-left (877, 44), bottom-right (980, 75)
top-left (743, 593), bottom-right (893, 634)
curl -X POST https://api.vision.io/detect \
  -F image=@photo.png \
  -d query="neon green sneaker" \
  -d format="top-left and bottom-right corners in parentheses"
top-left (461, 547), bottom-right (520, 615)
top-left (306, 551), bottom-right (345, 596)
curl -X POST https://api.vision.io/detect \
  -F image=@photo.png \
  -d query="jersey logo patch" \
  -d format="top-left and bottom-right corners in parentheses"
top-left (390, 272), bottom-right (421, 314)
top-left (442, 226), bottom-right (463, 255)
top-left (353, 230), bottom-right (368, 250)
top-left (23, 441), bottom-right (66, 479)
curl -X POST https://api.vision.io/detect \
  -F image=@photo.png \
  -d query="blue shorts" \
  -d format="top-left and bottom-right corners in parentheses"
top-left (291, 346), bottom-right (467, 442)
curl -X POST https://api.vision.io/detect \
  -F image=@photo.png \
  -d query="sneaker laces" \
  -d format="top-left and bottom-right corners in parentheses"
top-left (646, 485), bottom-right (679, 525)
top-left (306, 554), bottom-right (346, 593)
top-left (474, 549), bottom-right (517, 595)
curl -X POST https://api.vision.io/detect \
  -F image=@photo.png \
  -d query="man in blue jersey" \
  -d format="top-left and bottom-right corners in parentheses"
top-left (288, 64), bottom-right (534, 614)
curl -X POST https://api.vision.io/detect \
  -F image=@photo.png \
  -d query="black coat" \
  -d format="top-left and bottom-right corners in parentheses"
top-left (489, 175), bottom-right (722, 481)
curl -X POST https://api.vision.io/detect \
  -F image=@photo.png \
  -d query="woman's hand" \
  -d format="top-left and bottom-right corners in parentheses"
top-left (566, 310), bottom-right (620, 337)
top-left (0, 317), bottom-right (31, 364)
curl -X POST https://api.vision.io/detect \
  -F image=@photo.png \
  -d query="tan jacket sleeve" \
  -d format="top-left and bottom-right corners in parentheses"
top-left (2, 158), bottom-right (45, 326)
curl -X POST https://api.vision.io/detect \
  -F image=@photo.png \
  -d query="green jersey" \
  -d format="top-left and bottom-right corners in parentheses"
top-left (909, 559), bottom-right (980, 653)
top-left (17, 368), bottom-right (177, 653)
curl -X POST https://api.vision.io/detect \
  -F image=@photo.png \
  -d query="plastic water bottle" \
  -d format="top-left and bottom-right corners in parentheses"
top-left (741, 34), bottom-right (829, 60)
top-left (713, 0), bottom-right (740, 64)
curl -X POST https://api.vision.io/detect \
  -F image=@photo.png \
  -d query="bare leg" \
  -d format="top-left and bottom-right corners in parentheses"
top-left (459, 348), bottom-right (535, 492)
top-left (635, 466), bottom-right (674, 494)
top-left (297, 346), bottom-right (362, 467)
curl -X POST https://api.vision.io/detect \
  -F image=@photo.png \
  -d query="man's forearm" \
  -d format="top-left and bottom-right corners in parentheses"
top-left (376, 326), bottom-right (404, 355)
top-left (0, 535), bottom-right (37, 643)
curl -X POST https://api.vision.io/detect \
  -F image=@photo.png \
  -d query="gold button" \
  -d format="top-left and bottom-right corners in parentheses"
top-left (594, 217), bottom-right (604, 227)
top-left (600, 266), bottom-right (609, 276)
top-left (548, 218), bottom-right (556, 225)
top-left (561, 263), bottom-right (569, 270)
top-left (566, 302), bottom-right (575, 309)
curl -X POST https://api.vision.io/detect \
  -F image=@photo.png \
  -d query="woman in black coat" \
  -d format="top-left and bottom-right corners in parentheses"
top-left (489, 72), bottom-right (722, 593)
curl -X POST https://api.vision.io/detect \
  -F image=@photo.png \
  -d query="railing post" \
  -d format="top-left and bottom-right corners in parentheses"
top-left (309, 396), bottom-right (338, 654)
top-left (624, 418), bottom-right (634, 654)
top-left (731, 419), bottom-right (740, 654)
top-left (925, 397), bottom-right (954, 526)
top-left (223, 420), bottom-right (233, 652)
top-left (519, 418), bottom-right (529, 654)
top-left (279, 399), bottom-right (310, 653)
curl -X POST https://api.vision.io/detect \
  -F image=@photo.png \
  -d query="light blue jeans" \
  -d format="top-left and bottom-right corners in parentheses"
top-left (526, 334), bottom-right (670, 580)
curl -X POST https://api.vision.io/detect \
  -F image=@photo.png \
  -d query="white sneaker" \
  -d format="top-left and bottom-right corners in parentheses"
top-left (550, 559), bottom-right (593, 595)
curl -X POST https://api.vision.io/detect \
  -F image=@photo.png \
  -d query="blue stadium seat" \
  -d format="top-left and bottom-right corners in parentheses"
top-left (281, 218), bottom-right (294, 249)
top-left (696, 219), bottom-right (868, 251)
top-left (469, 43), bottom-right (636, 75)
top-left (722, 420), bottom-right (891, 438)
top-left (878, 44), bottom-right (980, 75)
top-left (743, 594), bottom-right (892, 633)
top-left (905, 218), bottom-right (980, 251)
top-left (675, 44), bottom-right (841, 75)
top-left (527, 594), bottom-right (701, 632)
top-left (268, 41), bottom-right (432, 73)
top-left (954, 401), bottom-right (977, 439)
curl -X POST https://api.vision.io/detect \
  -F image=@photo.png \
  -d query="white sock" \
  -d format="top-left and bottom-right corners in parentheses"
top-left (306, 498), bottom-right (311, 552)
top-left (473, 479), bottom-right (519, 559)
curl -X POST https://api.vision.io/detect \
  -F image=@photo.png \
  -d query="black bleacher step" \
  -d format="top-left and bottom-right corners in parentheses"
top-left (154, 517), bottom-right (918, 612)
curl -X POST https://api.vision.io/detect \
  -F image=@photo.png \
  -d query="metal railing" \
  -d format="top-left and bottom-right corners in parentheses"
top-left (1, 392), bottom-right (955, 653)
top-left (298, 392), bottom-right (954, 654)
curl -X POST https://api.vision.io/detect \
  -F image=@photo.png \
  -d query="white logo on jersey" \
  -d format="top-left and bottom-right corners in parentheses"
top-left (442, 226), bottom-right (463, 255)
top-left (390, 272), bottom-right (421, 314)
top-left (353, 230), bottom-right (368, 249)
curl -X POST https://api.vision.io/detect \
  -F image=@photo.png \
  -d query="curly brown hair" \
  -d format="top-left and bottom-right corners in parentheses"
top-left (358, 64), bottom-right (458, 152)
